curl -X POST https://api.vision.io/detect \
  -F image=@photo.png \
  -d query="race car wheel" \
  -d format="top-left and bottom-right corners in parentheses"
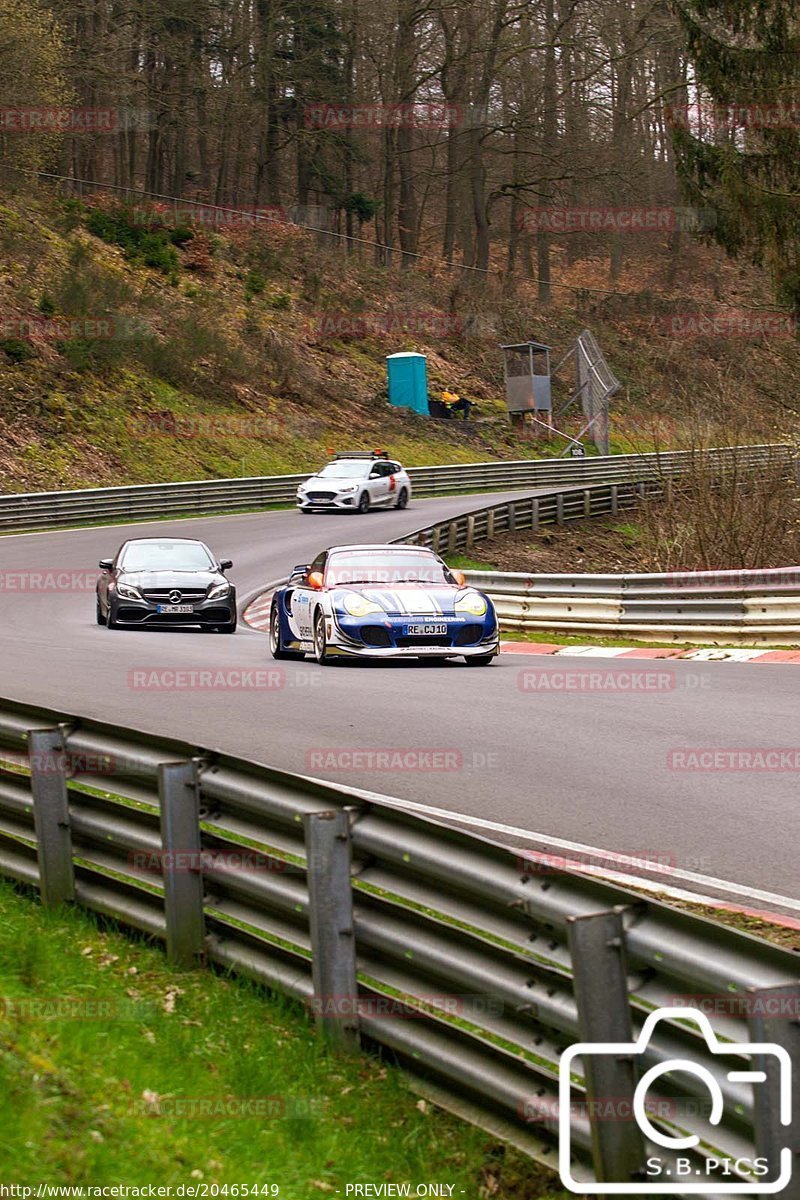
top-left (357, 491), bottom-right (370, 514)
top-left (270, 599), bottom-right (302, 659)
top-left (464, 652), bottom-right (495, 667)
top-left (313, 609), bottom-right (335, 665)
top-left (96, 599), bottom-right (105, 626)
top-left (395, 487), bottom-right (409, 510)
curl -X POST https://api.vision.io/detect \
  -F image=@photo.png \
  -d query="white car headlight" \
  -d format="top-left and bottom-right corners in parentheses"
top-left (338, 484), bottom-right (358, 494)
top-left (117, 581), bottom-right (142, 601)
top-left (342, 593), bottom-right (383, 617)
top-left (455, 590), bottom-right (487, 617)
top-left (208, 581), bottom-right (231, 600)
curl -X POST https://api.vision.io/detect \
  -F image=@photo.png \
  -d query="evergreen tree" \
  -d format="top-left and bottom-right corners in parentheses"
top-left (671, 1), bottom-right (800, 313)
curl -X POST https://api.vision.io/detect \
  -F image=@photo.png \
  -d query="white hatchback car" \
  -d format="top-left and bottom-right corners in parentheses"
top-left (296, 452), bottom-right (412, 514)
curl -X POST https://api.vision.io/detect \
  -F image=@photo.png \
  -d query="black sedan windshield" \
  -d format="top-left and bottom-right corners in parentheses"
top-left (120, 541), bottom-right (216, 572)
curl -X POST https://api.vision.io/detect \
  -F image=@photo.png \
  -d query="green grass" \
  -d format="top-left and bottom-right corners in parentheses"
top-left (496, 628), bottom-right (703, 650)
top-left (0, 880), bottom-right (568, 1196)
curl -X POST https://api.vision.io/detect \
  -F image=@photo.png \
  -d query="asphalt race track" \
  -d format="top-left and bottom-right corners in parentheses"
top-left (0, 489), bottom-right (797, 905)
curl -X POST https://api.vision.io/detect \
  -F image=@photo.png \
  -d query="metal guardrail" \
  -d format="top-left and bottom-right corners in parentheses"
top-left (0, 445), bottom-right (791, 533)
top-left (463, 566), bottom-right (800, 647)
top-left (0, 697), bottom-right (797, 1194)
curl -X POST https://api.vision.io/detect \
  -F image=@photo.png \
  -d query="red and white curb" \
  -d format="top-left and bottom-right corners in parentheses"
top-left (244, 595), bottom-right (274, 631)
top-left (499, 642), bottom-right (800, 663)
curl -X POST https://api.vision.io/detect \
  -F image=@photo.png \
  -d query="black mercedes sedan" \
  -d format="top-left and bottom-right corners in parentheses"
top-left (96, 537), bottom-right (237, 632)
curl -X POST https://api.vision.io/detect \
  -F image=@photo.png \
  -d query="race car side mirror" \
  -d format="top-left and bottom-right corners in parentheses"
top-left (307, 571), bottom-right (324, 590)
top-left (99, 559), bottom-right (113, 571)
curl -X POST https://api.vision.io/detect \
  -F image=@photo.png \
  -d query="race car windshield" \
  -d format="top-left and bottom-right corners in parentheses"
top-left (326, 551), bottom-right (449, 587)
top-left (120, 542), bottom-right (216, 572)
top-left (317, 461), bottom-right (372, 479)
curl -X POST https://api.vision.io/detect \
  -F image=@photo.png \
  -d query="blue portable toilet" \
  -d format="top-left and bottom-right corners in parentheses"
top-left (386, 352), bottom-right (429, 416)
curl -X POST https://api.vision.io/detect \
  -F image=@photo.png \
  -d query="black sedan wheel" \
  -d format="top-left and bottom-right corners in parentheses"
top-left (96, 598), bottom-right (105, 626)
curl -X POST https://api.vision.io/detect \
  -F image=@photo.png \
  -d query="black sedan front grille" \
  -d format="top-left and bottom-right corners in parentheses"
top-left (141, 589), bottom-right (207, 602)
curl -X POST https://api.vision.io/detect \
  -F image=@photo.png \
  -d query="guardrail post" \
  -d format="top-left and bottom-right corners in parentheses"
top-left (448, 520), bottom-right (458, 554)
top-left (432, 527), bottom-right (442, 553)
top-left (610, 484), bottom-right (618, 515)
top-left (487, 510), bottom-right (495, 540)
top-left (531, 498), bottom-right (539, 530)
top-left (583, 489), bottom-right (592, 518)
top-left (304, 810), bottom-right (359, 1049)
top-left (28, 727), bottom-right (75, 907)
top-left (508, 504), bottom-right (517, 532)
top-left (158, 760), bottom-right (206, 969)
top-left (746, 982), bottom-right (800, 1195)
top-left (466, 515), bottom-right (475, 552)
top-left (556, 494), bottom-right (565, 525)
top-left (567, 909), bottom-right (646, 1186)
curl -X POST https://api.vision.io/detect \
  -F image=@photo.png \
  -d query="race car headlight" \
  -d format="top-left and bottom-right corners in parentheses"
top-left (116, 581), bottom-right (142, 601)
top-left (455, 590), bottom-right (487, 617)
top-left (342, 593), bottom-right (384, 617)
top-left (208, 581), bottom-right (231, 600)
top-left (338, 485), bottom-right (358, 494)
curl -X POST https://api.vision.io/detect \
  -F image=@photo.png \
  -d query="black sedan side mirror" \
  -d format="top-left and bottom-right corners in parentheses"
top-left (220, 559), bottom-right (233, 571)
top-left (99, 558), bottom-right (113, 571)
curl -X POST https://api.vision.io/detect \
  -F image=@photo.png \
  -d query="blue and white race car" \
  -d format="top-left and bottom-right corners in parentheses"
top-left (269, 543), bottom-right (499, 665)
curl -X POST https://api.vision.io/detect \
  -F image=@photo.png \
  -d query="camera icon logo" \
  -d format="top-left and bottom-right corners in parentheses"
top-left (558, 1007), bottom-right (792, 1194)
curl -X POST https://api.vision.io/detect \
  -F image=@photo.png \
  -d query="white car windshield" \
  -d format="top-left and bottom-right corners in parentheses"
top-left (317, 461), bottom-right (372, 479)
top-left (120, 542), bottom-right (216, 572)
top-left (327, 550), bottom-right (449, 587)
